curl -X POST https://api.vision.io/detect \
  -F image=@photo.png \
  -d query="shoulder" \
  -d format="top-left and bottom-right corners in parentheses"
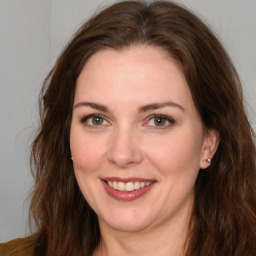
top-left (0, 235), bottom-right (37, 256)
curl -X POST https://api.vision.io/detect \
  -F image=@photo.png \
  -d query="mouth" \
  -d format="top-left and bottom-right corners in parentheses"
top-left (105, 180), bottom-right (152, 192)
top-left (101, 177), bottom-right (156, 201)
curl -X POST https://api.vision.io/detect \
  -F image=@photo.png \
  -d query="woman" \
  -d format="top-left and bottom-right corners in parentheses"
top-left (1, 1), bottom-right (255, 255)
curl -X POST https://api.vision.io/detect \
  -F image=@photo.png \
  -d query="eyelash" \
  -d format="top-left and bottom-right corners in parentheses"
top-left (80, 114), bottom-right (175, 129)
top-left (80, 114), bottom-right (109, 128)
top-left (145, 114), bottom-right (175, 129)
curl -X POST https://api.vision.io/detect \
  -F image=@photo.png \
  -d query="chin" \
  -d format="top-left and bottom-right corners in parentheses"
top-left (106, 220), bottom-right (150, 233)
top-left (99, 209), bottom-right (153, 232)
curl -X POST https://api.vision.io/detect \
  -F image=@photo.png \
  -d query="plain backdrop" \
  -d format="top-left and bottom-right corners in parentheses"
top-left (0, 0), bottom-right (255, 242)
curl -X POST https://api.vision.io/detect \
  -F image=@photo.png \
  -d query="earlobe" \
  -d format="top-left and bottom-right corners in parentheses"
top-left (200, 129), bottom-right (219, 169)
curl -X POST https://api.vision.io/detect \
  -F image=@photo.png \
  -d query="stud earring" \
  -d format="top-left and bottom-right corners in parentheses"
top-left (206, 158), bottom-right (211, 164)
top-left (71, 156), bottom-right (73, 161)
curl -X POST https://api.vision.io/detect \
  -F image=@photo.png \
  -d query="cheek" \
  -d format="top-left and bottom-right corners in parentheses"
top-left (70, 129), bottom-right (107, 173)
top-left (70, 130), bottom-right (107, 209)
top-left (143, 129), bottom-right (203, 176)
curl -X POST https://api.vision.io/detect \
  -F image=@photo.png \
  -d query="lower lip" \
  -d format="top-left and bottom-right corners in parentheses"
top-left (101, 180), bottom-right (155, 201)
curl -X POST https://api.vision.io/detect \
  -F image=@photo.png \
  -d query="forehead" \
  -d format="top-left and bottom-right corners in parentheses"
top-left (75, 46), bottom-right (194, 111)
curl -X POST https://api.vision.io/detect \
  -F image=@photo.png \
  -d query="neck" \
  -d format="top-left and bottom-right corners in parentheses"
top-left (93, 205), bottom-right (193, 256)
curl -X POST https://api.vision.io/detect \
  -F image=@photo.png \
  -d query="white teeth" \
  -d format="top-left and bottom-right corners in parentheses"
top-left (134, 181), bottom-right (140, 190)
top-left (106, 180), bottom-right (152, 191)
top-left (117, 182), bottom-right (126, 191)
top-left (126, 182), bottom-right (134, 191)
top-left (113, 181), bottom-right (118, 189)
top-left (107, 181), bottom-right (113, 187)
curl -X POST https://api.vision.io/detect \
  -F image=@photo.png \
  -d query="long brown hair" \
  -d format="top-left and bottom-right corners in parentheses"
top-left (30, 1), bottom-right (256, 255)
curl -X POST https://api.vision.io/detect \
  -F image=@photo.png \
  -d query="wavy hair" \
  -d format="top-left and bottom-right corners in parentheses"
top-left (29, 1), bottom-right (256, 255)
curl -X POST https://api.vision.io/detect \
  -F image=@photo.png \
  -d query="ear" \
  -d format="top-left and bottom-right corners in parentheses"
top-left (200, 129), bottom-right (219, 169)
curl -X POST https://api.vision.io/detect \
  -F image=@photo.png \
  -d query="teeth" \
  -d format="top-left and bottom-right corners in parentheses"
top-left (113, 181), bottom-right (118, 189)
top-left (134, 181), bottom-right (140, 190)
top-left (126, 182), bottom-right (134, 192)
top-left (117, 182), bottom-right (125, 191)
top-left (107, 181), bottom-right (152, 192)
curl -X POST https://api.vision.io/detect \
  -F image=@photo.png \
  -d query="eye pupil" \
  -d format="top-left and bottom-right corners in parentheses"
top-left (154, 117), bottom-right (166, 126)
top-left (92, 117), bottom-right (103, 125)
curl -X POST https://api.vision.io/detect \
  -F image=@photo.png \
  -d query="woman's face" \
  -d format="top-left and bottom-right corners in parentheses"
top-left (70, 46), bottom-right (217, 233)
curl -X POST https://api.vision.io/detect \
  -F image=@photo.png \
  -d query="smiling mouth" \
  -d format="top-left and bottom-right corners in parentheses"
top-left (102, 178), bottom-right (156, 201)
top-left (106, 180), bottom-right (152, 192)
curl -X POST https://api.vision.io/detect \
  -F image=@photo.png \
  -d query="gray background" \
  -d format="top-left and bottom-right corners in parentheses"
top-left (0, 0), bottom-right (255, 242)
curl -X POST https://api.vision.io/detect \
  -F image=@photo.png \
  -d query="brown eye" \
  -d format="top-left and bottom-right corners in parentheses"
top-left (92, 116), bottom-right (104, 125)
top-left (145, 115), bottom-right (175, 129)
top-left (81, 114), bottom-right (109, 128)
top-left (154, 117), bottom-right (167, 126)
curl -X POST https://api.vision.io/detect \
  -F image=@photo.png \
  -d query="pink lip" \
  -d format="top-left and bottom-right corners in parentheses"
top-left (101, 178), bottom-right (156, 202)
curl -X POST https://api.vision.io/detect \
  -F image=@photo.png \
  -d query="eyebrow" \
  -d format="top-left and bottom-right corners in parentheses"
top-left (73, 102), bottom-right (109, 112)
top-left (73, 101), bottom-right (185, 113)
top-left (138, 102), bottom-right (185, 113)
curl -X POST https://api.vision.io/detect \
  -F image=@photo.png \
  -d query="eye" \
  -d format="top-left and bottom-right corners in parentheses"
top-left (146, 115), bottom-right (175, 128)
top-left (80, 114), bottom-right (109, 128)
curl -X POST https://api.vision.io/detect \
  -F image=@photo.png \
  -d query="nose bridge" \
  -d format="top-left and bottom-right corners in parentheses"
top-left (107, 124), bottom-right (143, 167)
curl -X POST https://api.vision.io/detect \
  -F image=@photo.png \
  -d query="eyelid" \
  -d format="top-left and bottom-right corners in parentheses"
top-left (144, 114), bottom-right (175, 129)
top-left (79, 113), bottom-right (175, 129)
top-left (80, 113), bottom-right (111, 127)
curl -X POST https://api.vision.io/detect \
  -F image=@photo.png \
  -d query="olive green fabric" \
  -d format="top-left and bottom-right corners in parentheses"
top-left (0, 235), bottom-right (36, 256)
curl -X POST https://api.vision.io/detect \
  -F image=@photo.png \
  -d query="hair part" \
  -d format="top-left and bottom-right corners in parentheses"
top-left (29, 1), bottom-right (256, 255)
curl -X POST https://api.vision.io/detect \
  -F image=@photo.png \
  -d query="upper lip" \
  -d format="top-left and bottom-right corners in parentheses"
top-left (101, 177), bottom-right (156, 183)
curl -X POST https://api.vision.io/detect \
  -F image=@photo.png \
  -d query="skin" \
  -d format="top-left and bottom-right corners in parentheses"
top-left (70, 46), bottom-right (218, 256)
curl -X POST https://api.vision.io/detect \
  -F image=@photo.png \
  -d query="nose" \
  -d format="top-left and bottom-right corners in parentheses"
top-left (107, 127), bottom-right (143, 168)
